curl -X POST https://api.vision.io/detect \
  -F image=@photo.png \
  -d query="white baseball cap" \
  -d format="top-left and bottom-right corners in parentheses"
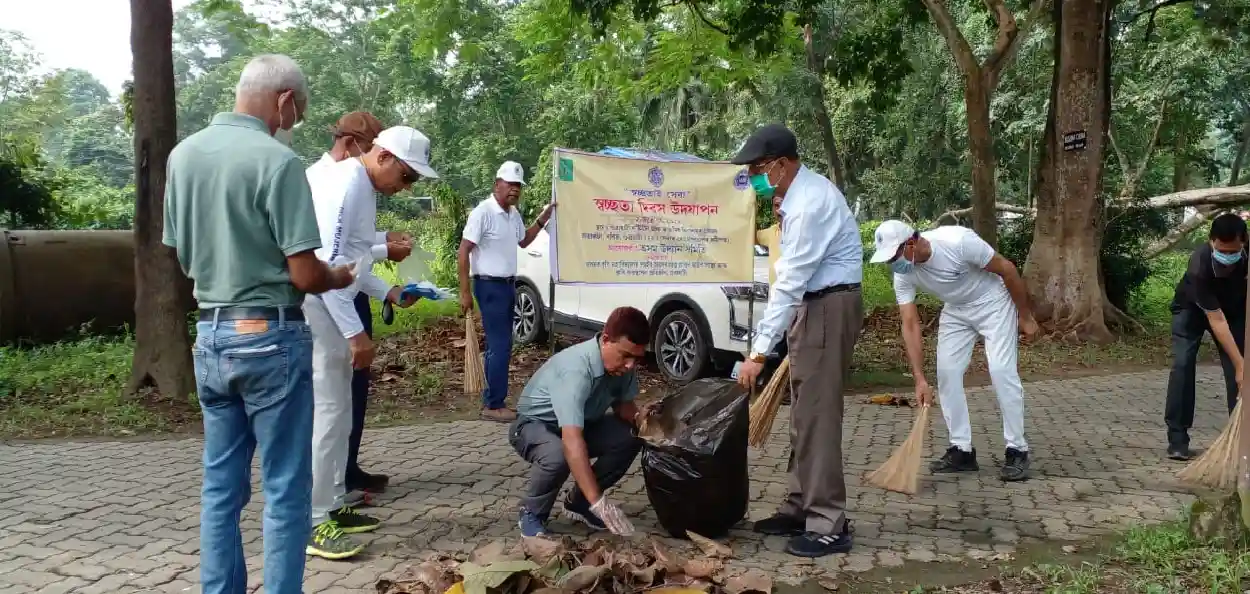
top-left (869, 220), bottom-right (916, 263)
top-left (374, 126), bottom-right (439, 179)
top-left (496, 161), bottom-right (526, 185)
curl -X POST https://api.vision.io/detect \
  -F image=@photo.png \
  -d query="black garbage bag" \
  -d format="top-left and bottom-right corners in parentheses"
top-left (639, 378), bottom-right (750, 539)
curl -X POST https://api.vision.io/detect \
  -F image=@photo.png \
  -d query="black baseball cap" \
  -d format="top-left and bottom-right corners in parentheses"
top-left (731, 123), bottom-right (799, 165)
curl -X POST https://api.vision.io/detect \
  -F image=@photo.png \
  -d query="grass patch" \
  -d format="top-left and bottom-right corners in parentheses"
top-left (1012, 520), bottom-right (1250, 593)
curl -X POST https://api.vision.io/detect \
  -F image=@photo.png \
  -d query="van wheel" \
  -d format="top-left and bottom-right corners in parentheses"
top-left (512, 283), bottom-right (546, 345)
top-left (654, 309), bottom-right (709, 384)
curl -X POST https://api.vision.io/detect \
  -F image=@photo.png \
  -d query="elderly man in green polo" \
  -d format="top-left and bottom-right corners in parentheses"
top-left (509, 306), bottom-right (650, 538)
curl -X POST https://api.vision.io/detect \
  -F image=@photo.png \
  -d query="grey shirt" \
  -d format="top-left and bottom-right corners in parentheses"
top-left (517, 336), bottom-right (639, 428)
top-left (162, 112), bottom-right (322, 308)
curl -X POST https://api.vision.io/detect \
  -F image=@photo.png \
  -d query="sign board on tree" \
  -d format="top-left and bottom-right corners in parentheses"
top-left (549, 148), bottom-right (756, 285)
top-left (1063, 130), bottom-right (1087, 152)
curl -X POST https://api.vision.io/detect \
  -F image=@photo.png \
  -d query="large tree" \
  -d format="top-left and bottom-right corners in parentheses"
top-left (128, 0), bottom-right (195, 398)
top-left (919, 0), bottom-right (1046, 248)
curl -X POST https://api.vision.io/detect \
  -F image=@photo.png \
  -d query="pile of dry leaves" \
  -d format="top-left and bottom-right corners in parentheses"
top-left (376, 532), bottom-right (772, 594)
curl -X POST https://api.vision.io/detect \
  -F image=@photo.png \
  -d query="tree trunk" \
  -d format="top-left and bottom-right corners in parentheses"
top-left (965, 75), bottom-right (998, 248)
top-left (803, 24), bottom-right (846, 189)
top-left (1233, 110), bottom-right (1250, 186)
top-left (128, 0), bottom-right (195, 398)
top-left (1023, 0), bottom-right (1116, 343)
top-left (1173, 128), bottom-right (1187, 192)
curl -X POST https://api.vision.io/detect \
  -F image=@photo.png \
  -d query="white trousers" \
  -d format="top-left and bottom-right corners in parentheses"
top-left (935, 294), bottom-right (1028, 452)
top-left (304, 296), bottom-right (353, 526)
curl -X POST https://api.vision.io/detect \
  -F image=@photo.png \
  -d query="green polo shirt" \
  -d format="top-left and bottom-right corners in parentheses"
top-left (517, 336), bottom-right (639, 428)
top-left (162, 112), bottom-right (322, 309)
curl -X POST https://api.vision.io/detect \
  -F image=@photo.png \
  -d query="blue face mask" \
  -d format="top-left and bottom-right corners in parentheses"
top-left (890, 254), bottom-right (914, 275)
top-left (750, 173), bottom-right (775, 199)
top-left (1213, 249), bottom-right (1243, 266)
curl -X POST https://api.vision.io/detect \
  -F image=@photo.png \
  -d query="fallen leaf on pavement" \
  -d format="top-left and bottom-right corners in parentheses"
top-left (816, 577), bottom-right (840, 592)
top-left (725, 569), bottom-right (773, 594)
top-left (558, 564), bottom-right (607, 591)
top-left (459, 561), bottom-right (538, 594)
top-left (682, 558), bottom-right (721, 579)
top-left (685, 531), bottom-right (733, 558)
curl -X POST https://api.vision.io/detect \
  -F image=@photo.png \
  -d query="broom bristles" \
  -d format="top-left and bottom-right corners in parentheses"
top-left (865, 405), bottom-right (931, 495)
top-left (748, 357), bottom-right (790, 447)
top-left (1177, 399), bottom-right (1244, 490)
top-left (463, 314), bottom-right (486, 396)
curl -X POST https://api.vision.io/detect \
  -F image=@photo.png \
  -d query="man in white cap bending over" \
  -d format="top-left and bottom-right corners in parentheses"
top-left (458, 161), bottom-right (554, 423)
top-left (303, 126), bottom-right (438, 559)
top-left (869, 220), bottom-right (1039, 482)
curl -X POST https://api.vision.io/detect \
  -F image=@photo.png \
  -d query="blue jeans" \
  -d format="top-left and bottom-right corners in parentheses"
top-left (194, 313), bottom-right (314, 594)
top-left (473, 278), bottom-right (515, 409)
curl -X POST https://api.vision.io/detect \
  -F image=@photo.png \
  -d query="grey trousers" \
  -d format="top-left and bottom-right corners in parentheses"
top-left (509, 415), bottom-right (642, 518)
top-left (778, 288), bottom-right (863, 535)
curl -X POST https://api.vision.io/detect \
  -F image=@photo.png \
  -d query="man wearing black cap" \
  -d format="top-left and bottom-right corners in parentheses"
top-left (733, 123), bottom-right (864, 558)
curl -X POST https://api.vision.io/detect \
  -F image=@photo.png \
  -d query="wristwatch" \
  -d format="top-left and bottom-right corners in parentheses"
top-left (747, 352), bottom-right (766, 364)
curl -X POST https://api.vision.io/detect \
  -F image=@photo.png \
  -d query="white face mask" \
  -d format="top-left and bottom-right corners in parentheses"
top-left (274, 127), bottom-right (294, 146)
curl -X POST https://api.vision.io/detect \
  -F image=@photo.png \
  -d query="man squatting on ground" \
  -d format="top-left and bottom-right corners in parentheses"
top-left (304, 125), bottom-right (439, 559)
top-left (870, 220), bottom-right (1039, 482)
top-left (163, 54), bottom-right (356, 594)
top-left (1165, 213), bottom-right (1248, 461)
top-left (732, 123), bottom-right (865, 559)
top-left (308, 111), bottom-right (413, 498)
top-left (510, 307), bottom-right (650, 538)
top-left (458, 161), bottom-right (555, 423)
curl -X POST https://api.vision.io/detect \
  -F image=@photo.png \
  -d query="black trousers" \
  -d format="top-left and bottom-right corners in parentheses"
top-left (1165, 307), bottom-right (1246, 448)
top-left (347, 292), bottom-right (373, 481)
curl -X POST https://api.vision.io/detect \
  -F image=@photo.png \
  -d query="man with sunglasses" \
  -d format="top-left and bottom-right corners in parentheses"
top-left (1165, 213), bottom-right (1248, 461)
top-left (731, 123), bottom-right (863, 559)
top-left (869, 220), bottom-right (1038, 483)
top-left (303, 125), bottom-right (439, 560)
top-left (458, 161), bottom-right (554, 423)
top-left (510, 306), bottom-right (649, 537)
top-left (308, 112), bottom-right (414, 499)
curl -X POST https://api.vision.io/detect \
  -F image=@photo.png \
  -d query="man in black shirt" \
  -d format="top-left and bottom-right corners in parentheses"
top-left (1165, 213), bottom-right (1249, 460)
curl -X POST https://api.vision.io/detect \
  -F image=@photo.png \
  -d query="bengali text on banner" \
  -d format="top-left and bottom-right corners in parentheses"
top-left (550, 149), bottom-right (756, 284)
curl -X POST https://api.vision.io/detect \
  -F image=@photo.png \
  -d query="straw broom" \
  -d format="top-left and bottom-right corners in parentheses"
top-left (462, 313), bottom-right (486, 396)
top-left (748, 357), bottom-right (791, 447)
top-left (865, 405), bottom-right (932, 495)
top-left (1177, 399), bottom-right (1244, 490)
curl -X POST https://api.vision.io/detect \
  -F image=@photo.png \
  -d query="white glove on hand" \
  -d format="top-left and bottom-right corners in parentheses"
top-left (590, 497), bottom-right (635, 536)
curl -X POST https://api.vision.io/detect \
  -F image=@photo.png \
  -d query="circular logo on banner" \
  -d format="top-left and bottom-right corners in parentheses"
top-left (734, 169), bottom-right (749, 191)
top-left (648, 166), bottom-right (664, 188)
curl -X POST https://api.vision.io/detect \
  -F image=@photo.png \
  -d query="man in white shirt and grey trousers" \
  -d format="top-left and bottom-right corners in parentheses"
top-left (303, 126), bottom-right (437, 560)
top-left (732, 124), bottom-right (864, 559)
top-left (869, 220), bottom-right (1039, 483)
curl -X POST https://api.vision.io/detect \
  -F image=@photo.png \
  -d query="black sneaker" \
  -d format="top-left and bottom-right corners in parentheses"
top-left (784, 522), bottom-right (853, 558)
top-left (1000, 447), bottom-right (1030, 482)
top-left (562, 495), bottom-right (607, 531)
top-left (753, 514), bottom-right (805, 536)
top-left (930, 446), bottom-right (979, 473)
top-left (329, 506), bottom-right (381, 534)
top-left (347, 471), bottom-right (389, 493)
top-left (1167, 445), bottom-right (1196, 461)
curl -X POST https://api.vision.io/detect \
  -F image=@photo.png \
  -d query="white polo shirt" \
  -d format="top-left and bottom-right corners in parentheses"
top-left (463, 196), bottom-right (526, 278)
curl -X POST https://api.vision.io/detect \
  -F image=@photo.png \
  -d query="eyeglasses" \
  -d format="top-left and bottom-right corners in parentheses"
top-left (399, 162), bottom-right (420, 184)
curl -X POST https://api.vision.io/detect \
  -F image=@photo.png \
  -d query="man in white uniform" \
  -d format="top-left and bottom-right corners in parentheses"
top-left (303, 126), bottom-right (437, 559)
top-left (457, 161), bottom-right (553, 423)
top-left (870, 220), bottom-right (1039, 482)
top-left (307, 112), bottom-right (411, 498)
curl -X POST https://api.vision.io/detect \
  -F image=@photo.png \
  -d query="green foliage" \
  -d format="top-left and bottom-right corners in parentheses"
top-left (0, 135), bottom-right (58, 229)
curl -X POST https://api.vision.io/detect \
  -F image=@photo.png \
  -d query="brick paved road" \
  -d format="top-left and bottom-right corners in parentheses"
top-left (0, 369), bottom-right (1231, 593)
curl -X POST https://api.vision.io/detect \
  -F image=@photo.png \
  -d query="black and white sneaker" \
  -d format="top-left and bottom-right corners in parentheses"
top-left (784, 521), bottom-right (853, 558)
top-left (1167, 445), bottom-right (1196, 461)
top-left (930, 446), bottom-right (979, 473)
top-left (1000, 447), bottom-right (1030, 482)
